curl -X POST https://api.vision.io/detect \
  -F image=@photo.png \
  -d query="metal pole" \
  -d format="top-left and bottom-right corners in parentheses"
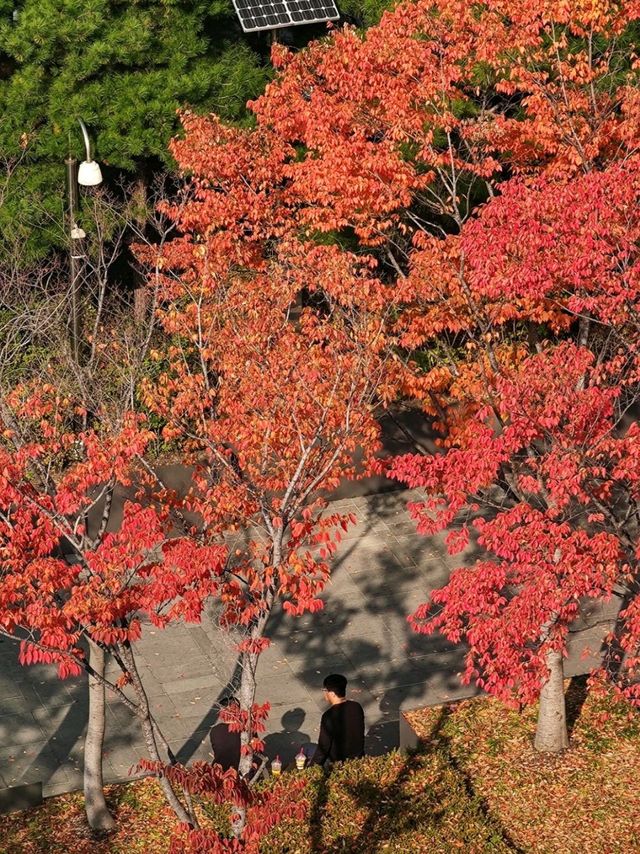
top-left (66, 156), bottom-right (81, 363)
top-left (78, 118), bottom-right (92, 163)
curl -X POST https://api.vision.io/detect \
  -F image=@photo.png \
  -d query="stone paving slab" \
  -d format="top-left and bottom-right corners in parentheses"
top-left (0, 486), bottom-right (624, 797)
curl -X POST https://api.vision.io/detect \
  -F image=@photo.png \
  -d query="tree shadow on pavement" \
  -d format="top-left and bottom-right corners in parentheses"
top-left (171, 473), bottom-right (483, 768)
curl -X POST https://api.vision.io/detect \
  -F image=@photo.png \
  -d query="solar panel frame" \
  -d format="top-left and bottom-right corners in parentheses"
top-left (232, 0), bottom-right (339, 32)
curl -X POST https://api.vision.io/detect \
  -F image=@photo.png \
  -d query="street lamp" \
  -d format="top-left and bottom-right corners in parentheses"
top-left (66, 119), bottom-right (102, 363)
top-left (77, 119), bottom-right (103, 187)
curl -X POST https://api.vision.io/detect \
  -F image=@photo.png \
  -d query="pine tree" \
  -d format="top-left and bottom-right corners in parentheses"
top-left (0, 0), bottom-right (269, 259)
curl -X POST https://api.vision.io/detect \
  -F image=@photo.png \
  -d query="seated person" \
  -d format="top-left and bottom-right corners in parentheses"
top-left (209, 696), bottom-right (241, 772)
top-left (310, 673), bottom-right (365, 767)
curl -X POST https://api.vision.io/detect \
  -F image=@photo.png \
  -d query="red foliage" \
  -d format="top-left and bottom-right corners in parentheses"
top-left (132, 0), bottom-right (640, 726)
top-left (137, 760), bottom-right (307, 853)
top-left (0, 386), bottom-right (226, 681)
top-left (195, 0), bottom-right (640, 711)
top-left (391, 158), bottom-right (640, 706)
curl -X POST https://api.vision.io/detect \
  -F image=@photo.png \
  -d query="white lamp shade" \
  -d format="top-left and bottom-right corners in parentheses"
top-left (77, 159), bottom-right (103, 187)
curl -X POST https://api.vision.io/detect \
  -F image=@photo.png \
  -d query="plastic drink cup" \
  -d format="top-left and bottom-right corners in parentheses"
top-left (271, 755), bottom-right (282, 776)
top-left (295, 749), bottom-right (306, 770)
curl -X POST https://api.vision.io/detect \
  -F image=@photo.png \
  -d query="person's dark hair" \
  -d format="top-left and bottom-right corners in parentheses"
top-left (323, 673), bottom-right (347, 698)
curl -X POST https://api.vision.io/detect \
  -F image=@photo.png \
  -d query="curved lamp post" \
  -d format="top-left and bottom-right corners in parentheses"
top-left (77, 119), bottom-right (103, 187)
top-left (66, 119), bottom-right (102, 362)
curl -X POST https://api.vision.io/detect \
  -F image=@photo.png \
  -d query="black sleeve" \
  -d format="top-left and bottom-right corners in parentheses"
top-left (210, 723), bottom-right (241, 772)
top-left (310, 713), bottom-right (332, 766)
top-left (354, 703), bottom-right (365, 757)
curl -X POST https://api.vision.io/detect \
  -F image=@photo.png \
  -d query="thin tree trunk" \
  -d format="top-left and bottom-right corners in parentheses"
top-left (232, 648), bottom-right (258, 838)
top-left (84, 640), bottom-right (116, 831)
top-left (232, 532), bottom-right (281, 837)
top-left (148, 709), bottom-right (198, 826)
top-left (133, 177), bottom-right (149, 324)
top-left (138, 713), bottom-right (194, 825)
top-left (237, 648), bottom-right (259, 777)
top-left (233, 602), bottom-right (274, 836)
top-left (118, 643), bottom-right (194, 826)
top-left (133, 287), bottom-right (148, 324)
top-left (534, 649), bottom-right (569, 753)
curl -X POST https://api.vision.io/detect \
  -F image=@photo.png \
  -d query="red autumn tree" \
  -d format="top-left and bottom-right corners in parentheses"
top-left (391, 157), bottom-right (640, 750)
top-left (0, 380), bottom-right (228, 824)
top-left (0, 180), bottom-right (230, 828)
top-left (141, 0), bottom-right (640, 760)
top-left (254, 0), bottom-right (640, 239)
top-left (239, 0), bottom-right (640, 753)
top-left (137, 108), bottom-right (395, 811)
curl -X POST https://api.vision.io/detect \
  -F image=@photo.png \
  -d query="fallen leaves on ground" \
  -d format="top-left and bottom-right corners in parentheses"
top-left (406, 682), bottom-right (640, 854)
top-left (1, 684), bottom-right (637, 853)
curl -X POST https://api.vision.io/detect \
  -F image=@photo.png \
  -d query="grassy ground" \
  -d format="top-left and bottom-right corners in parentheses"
top-left (404, 678), bottom-right (640, 854)
top-left (1, 682), bottom-right (637, 853)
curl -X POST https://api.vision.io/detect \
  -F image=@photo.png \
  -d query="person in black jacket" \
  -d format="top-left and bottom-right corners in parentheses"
top-left (209, 696), bottom-right (241, 772)
top-left (310, 673), bottom-right (365, 767)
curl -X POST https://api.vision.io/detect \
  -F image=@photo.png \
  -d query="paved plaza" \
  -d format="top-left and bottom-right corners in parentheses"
top-left (0, 485), bottom-right (620, 797)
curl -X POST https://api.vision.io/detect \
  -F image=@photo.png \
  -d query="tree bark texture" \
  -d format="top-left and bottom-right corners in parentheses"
top-left (534, 649), bottom-right (569, 753)
top-left (237, 648), bottom-right (259, 778)
top-left (232, 532), bottom-right (281, 836)
top-left (84, 640), bottom-right (116, 831)
top-left (118, 642), bottom-right (193, 826)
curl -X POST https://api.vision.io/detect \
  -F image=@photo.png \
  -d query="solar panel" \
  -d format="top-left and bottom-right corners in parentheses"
top-left (232, 0), bottom-right (339, 32)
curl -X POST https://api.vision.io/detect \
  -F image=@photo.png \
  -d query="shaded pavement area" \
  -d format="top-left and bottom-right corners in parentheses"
top-left (0, 486), bottom-right (621, 796)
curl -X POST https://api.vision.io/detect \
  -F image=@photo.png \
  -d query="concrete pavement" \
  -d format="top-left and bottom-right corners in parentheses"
top-left (0, 487), bottom-right (619, 796)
